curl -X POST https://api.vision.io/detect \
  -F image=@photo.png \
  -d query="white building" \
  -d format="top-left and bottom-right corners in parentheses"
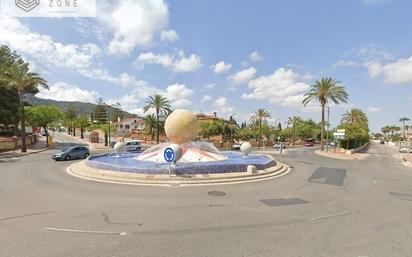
top-left (114, 117), bottom-right (145, 133)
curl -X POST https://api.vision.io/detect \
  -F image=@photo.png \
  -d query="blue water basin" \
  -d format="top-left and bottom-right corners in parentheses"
top-left (86, 151), bottom-right (276, 175)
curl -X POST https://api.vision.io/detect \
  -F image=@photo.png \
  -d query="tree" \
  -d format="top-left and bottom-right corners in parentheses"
top-left (110, 102), bottom-right (124, 122)
top-left (143, 114), bottom-right (157, 141)
top-left (143, 94), bottom-right (171, 144)
top-left (0, 46), bottom-right (20, 136)
top-left (251, 108), bottom-right (271, 147)
top-left (93, 97), bottom-right (108, 124)
top-left (76, 115), bottom-right (89, 139)
top-left (0, 58), bottom-right (48, 152)
top-left (287, 116), bottom-right (302, 147)
top-left (64, 104), bottom-right (79, 135)
top-left (342, 108), bottom-right (368, 125)
top-left (399, 117), bottom-right (410, 140)
top-left (381, 126), bottom-right (390, 138)
top-left (26, 105), bottom-right (61, 146)
top-left (302, 77), bottom-right (348, 151)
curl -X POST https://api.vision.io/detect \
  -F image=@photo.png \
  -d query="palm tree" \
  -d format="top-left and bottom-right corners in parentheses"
top-left (252, 108), bottom-right (271, 147)
top-left (287, 116), bottom-right (302, 148)
top-left (143, 114), bottom-right (157, 141)
top-left (1, 64), bottom-right (48, 152)
top-left (76, 115), bottom-right (89, 139)
top-left (381, 126), bottom-right (390, 138)
top-left (302, 77), bottom-right (348, 151)
top-left (342, 108), bottom-right (368, 125)
top-left (143, 94), bottom-right (171, 144)
top-left (399, 117), bottom-right (410, 140)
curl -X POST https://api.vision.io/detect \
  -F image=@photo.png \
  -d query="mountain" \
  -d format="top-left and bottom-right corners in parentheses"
top-left (25, 95), bottom-right (135, 118)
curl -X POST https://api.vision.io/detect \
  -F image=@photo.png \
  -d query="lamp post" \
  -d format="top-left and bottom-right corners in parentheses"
top-left (326, 106), bottom-right (330, 152)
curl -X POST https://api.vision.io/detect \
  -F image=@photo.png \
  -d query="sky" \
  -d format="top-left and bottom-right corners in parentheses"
top-left (1, 0), bottom-right (412, 132)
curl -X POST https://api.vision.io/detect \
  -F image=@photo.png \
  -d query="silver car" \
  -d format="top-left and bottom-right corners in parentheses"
top-left (124, 140), bottom-right (141, 152)
top-left (52, 146), bottom-right (90, 161)
top-left (399, 147), bottom-right (412, 153)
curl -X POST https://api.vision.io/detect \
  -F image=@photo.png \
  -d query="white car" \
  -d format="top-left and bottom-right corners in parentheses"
top-left (124, 140), bottom-right (141, 152)
top-left (399, 147), bottom-right (412, 153)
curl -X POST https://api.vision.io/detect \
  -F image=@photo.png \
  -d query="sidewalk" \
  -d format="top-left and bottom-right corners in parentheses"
top-left (314, 149), bottom-right (369, 160)
top-left (0, 137), bottom-right (53, 159)
top-left (402, 154), bottom-right (412, 168)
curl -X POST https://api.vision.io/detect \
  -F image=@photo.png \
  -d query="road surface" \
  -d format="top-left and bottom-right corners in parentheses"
top-left (1, 136), bottom-right (411, 257)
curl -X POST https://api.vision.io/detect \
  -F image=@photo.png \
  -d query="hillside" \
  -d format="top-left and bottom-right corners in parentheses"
top-left (25, 95), bottom-right (135, 117)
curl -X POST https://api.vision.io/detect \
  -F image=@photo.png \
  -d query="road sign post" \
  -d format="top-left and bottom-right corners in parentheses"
top-left (164, 147), bottom-right (175, 177)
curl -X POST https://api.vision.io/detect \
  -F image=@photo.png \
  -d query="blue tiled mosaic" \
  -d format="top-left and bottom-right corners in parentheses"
top-left (86, 152), bottom-right (276, 175)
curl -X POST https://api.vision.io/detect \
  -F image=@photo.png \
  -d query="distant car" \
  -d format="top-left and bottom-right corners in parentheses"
top-left (380, 140), bottom-right (385, 144)
top-left (273, 143), bottom-right (286, 149)
top-left (125, 140), bottom-right (141, 152)
top-left (329, 141), bottom-right (337, 147)
top-left (52, 146), bottom-right (90, 161)
top-left (305, 141), bottom-right (314, 147)
top-left (399, 147), bottom-right (412, 153)
top-left (231, 143), bottom-right (241, 150)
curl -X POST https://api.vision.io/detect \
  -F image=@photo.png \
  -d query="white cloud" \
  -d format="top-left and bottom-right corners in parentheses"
top-left (364, 56), bottom-right (412, 84)
top-left (165, 83), bottom-right (194, 107)
top-left (160, 30), bottom-right (179, 42)
top-left (367, 107), bottom-right (380, 112)
top-left (211, 61), bottom-right (232, 74)
top-left (135, 50), bottom-right (202, 73)
top-left (204, 83), bottom-right (215, 90)
top-left (201, 95), bottom-right (212, 103)
top-left (242, 68), bottom-right (310, 108)
top-left (101, 0), bottom-right (169, 55)
top-left (214, 97), bottom-right (234, 114)
top-left (0, 17), bottom-right (100, 74)
top-left (334, 60), bottom-right (358, 68)
top-left (228, 67), bottom-right (257, 85)
top-left (36, 82), bottom-right (98, 103)
top-left (357, 45), bottom-right (393, 60)
top-left (249, 51), bottom-right (264, 62)
top-left (108, 83), bottom-right (194, 113)
top-left (0, 17), bottom-right (151, 90)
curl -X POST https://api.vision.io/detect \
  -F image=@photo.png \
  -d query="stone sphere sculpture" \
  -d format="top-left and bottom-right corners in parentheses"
top-left (114, 141), bottom-right (125, 155)
top-left (240, 142), bottom-right (252, 157)
top-left (165, 109), bottom-right (200, 144)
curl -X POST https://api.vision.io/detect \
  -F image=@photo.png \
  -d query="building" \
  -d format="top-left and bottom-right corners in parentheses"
top-left (114, 117), bottom-right (145, 133)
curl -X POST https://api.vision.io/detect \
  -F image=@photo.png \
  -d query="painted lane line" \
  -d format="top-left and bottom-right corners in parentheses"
top-left (311, 211), bottom-right (355, 221)
top-left (44, 227), bottom-right (127, 236)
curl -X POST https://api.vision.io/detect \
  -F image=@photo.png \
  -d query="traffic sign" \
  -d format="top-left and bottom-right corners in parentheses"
top-left (334, 132), bottom-right (345, 136)
top-left (163, 147), bottom-right (175, 163)
top-left (336, 129), bottom-right (345, 133)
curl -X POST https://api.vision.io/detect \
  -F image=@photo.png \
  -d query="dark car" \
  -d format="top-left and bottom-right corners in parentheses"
top-left (52, 146), bottom-right (90, 161)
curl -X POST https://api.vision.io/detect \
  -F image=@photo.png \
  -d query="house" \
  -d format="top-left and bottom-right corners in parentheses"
top-left (407, 129), bottom-right (412, 141)
top-left (114, 117), bottom-right (145, 133)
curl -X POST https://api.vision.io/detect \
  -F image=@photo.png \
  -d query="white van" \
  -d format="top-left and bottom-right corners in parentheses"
top-left (124, 140), bottom-right (141, 152)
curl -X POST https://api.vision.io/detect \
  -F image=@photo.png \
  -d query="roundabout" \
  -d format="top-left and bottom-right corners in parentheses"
top-left (67, 109), bottom-right (289, 186)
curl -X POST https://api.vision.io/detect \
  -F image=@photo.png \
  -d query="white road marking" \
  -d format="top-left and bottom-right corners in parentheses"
top-left (311, 211), bottom-right (355, 221)
top-left (44, 227), bottom-right (126, 236)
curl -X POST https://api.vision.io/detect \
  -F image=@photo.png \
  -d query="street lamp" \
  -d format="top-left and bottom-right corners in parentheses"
top-left (326, 106), bottom-right (330, 152)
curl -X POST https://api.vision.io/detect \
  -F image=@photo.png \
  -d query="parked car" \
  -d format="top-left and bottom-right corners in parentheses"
top-left (329, 141), bottom-right (337, 147)
top-left (399, 147), bottom-right (412, 153)
top-left (231, 143), bottom-right (241, 150)
top-left (305, 141), bottom-right (314, 147)
top-left (52, 146), bottom-right (90, 161)
top-left (125, 140), bottom-right (141, 151)
top-left (273, 143), bottom-right (286, 149)
top-left (380, 140), bottom-right (385, 144)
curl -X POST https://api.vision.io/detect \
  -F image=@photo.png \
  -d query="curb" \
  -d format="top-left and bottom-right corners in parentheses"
top-left (66, 161), bottom-right (291, 187)
top-left (0, 143), bottom-right (60, 159)
top-left (403, 158), bottom-right (412, 168)
top-left (313, 150), bottom-right (368, 160)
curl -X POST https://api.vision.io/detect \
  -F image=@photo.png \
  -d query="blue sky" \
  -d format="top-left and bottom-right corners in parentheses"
top-left (1, 0), bottom-right (412, 132)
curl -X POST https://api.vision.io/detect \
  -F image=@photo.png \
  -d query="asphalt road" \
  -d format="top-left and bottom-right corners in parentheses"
top-left (1, 135), bottom-right (412, 257)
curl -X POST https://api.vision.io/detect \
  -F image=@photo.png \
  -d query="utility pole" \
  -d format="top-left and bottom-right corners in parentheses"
top-left (107, 104), bottom-right (111, 148)
top-left (326, 106), bottom-right (330, 152)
